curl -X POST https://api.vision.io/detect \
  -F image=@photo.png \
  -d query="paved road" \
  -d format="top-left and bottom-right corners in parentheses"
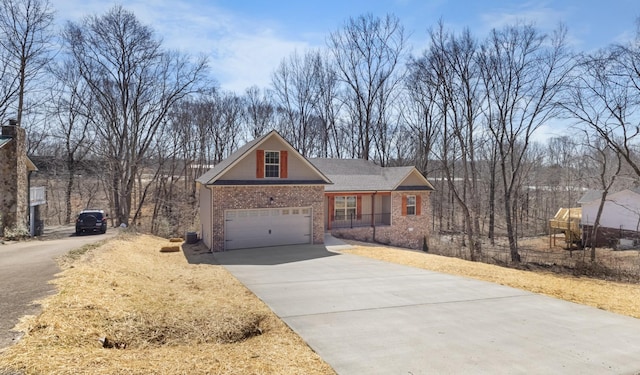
top-left (0, 226), bottom-right (116, 350)
top-left (213, 244), bottom-right (640, 375)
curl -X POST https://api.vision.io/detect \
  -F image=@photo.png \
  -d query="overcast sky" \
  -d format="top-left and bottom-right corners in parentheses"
top-left (51, 0), bottom-right (639, 93)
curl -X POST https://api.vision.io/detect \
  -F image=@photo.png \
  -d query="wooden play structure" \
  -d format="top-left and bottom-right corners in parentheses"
top-left (549, 207), bottom-right (582, 249)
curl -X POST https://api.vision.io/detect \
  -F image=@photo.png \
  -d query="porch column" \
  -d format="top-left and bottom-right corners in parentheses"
top-left (371, 192), bottom-right (376, 227)
top-left (328, 195), bottom-right (334, 230)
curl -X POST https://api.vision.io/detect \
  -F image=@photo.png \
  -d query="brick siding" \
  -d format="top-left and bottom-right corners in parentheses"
top-left (332, 191), bottom-right (432, 250)
top-left (209, 185), bottom-right (325, 251)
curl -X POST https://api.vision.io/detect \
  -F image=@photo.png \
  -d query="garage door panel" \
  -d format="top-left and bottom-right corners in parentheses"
top-left (225, 207), bottom-right (312, 250)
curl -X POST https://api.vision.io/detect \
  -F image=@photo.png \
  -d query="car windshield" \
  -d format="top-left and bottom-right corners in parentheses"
top-left (80, 212), bottom-right (103, 220)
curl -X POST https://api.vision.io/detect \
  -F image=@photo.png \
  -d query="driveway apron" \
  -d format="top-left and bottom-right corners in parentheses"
top-left (214, 244), bottom-right (640, 374)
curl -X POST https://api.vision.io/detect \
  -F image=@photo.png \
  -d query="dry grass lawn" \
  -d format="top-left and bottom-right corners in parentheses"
top-left (3, 233), bottom-right (640, 375)
top-left (342, 242), bottom-right (640, 319)
top-left (0, 234), bottom-right (335, 375)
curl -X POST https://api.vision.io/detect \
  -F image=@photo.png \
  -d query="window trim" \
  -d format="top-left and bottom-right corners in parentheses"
top-left (334, 195), bottom-right (357, 220)
top-left (264, 150), bottom-right (280, 178)
top-left (406, 195), bottom-right (417, 216)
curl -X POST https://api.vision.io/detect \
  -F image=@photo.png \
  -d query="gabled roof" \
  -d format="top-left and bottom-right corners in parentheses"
top-left (309, 158), bottom-right (434, 192)
top-left (196, 130), bottom-right (331, 185)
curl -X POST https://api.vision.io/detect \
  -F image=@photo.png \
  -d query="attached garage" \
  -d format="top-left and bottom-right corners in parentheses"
top-left (224, 207), bottom-right (313, 250)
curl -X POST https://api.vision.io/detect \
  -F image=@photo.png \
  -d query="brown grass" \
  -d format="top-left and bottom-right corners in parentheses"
top-left (0, 234), bottom-right (334, 375)
top-left (342, 242), bottom-right (640, 319)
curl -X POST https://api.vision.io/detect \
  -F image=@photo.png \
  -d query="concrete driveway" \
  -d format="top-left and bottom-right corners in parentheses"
top-left (0, 226), bottom-right (117, 350)
top-left (214, 244), bottom-right (640, 374)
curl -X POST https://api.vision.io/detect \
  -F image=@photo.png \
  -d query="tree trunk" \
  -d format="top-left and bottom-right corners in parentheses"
top-left (504, 197), bottom-right (521, 262)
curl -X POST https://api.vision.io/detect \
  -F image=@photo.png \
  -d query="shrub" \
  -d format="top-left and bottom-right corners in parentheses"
top-left (4, 224), bottom-right (30, 241)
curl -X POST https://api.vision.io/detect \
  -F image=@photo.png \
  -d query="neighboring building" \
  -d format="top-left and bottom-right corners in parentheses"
top-left (579, 188), bottom-right (640, 247)
top-left (196, 130), bottom-right (434, 252)
top-left (0, 122), bottom-right (45, 237)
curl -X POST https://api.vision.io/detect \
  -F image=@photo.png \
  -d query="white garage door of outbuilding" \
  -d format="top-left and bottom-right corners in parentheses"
top-left (224, 207), bottom-right (312, 250)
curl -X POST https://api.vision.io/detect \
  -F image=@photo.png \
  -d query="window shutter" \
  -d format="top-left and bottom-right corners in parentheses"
top-left (416, 195), bottom-right (422, 216)
top-left (356, 195), bottom-right (362, 219)
top-left (401, 195), bottom-right (407, 216)
top-left (256, 150), bottom-right (264, 178)
top-left (280, 150), bottom-right (288, 178)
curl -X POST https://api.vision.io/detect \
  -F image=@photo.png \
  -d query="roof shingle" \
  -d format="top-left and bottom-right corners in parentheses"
top-left (309, 158), bottom-right (432, 192)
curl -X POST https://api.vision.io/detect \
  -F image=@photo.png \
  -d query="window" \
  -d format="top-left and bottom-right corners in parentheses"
top-left (335, 196), bottom-right (357, 220)
top-left (265, 151), bottom-right (280, 178)
top-left (406, 195), bottom-right (416, 215)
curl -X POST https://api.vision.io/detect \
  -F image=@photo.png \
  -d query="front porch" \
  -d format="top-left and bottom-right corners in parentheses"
top-left (326, 192), bottom-right (392, 230)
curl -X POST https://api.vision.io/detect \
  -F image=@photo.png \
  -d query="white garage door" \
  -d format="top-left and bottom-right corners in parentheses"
top-left (224, 207), bottom-right (312, 250)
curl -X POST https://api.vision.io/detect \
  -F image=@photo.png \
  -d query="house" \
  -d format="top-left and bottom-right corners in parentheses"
top-left (196, 130), bottom-right (331, 251)
top-left (0, 121), bottom-right (46, 237)
top-left (579, 188), bottom-right (640, 247)
top-left (309, 158), bottom-right (434, 249)
top-left (196, 130), bottom-right (434, 251)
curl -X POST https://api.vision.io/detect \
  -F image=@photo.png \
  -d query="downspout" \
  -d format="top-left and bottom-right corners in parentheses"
top-left (27, 170), bottom-right (32, 236)
top-left (206, 184), bottom-right (214, 252)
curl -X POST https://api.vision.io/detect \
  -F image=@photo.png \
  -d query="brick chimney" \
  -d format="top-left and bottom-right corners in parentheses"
top-left (0, 120), bottom-right (28, 235)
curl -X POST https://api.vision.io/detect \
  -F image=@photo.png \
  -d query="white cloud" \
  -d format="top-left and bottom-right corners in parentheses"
top-left (479, 3), bottom-right (565, 32)
top-left (51, 0), bottom-right (316, 93)
top-left (211, 30), bottom-right (312, 92)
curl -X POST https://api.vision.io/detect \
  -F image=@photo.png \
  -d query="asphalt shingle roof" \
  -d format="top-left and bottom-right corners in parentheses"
top-left (577, 189), bottom-right (604, 204)
top-left (309, 158), bottom-right (430, 192)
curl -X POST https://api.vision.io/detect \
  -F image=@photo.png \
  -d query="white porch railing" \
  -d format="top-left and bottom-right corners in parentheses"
top-left (29, 186), bottom-right (46, 206)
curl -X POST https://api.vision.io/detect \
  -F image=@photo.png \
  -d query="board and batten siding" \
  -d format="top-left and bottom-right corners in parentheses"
top-left (219, 138), bottom-right (320, 181)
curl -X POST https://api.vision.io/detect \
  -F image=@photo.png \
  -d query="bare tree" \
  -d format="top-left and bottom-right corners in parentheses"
top-left (271, 49), bottom-right (321, 156)
top-left (63, 5), bottom-right (208, 226)
top-left (407, 24), bottom-right (486, 260)
top-left (478, 23), bottom-right (572, 262)
top-left (313, 51), bottom-right (343, 157)
top-left (48, 59), bottom-right (95, 223)
top-left (328, 13), bottom-right (406, 160)
top-left (582, 132), bottom-right (622, 261)
top-left (562, 35), bottom-right (640, 180)
top-left (0, 0), bottom-right (54, 125)
top-left (244, 85), bottom-right (275, 139)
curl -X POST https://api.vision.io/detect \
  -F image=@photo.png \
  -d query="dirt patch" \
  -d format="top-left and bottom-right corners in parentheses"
top-left (0, 234), bottom-right (334, 375)
top-left (341, 242), bottom-right (640, 319)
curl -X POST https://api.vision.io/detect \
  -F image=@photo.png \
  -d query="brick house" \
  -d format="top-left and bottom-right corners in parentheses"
top-left (196, 130), bottom-right (434, 251)
top-left (309, 158), bottom-right (434, 249)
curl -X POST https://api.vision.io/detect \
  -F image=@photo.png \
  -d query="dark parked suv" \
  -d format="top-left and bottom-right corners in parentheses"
top-left (75, 209), bottom-right (108, 235)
